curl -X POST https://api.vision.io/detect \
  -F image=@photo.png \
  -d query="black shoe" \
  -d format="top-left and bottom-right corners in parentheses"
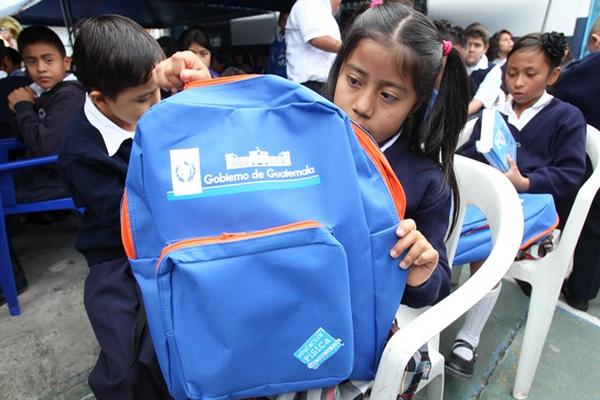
top-left (445, 339), bottom-right (477, 378)
top-left (561, 281), bottom-right (589, 311)
top-left (0, 275), bottom-right (28, 307)
top-left (515, 279), bottom-right (532, 298)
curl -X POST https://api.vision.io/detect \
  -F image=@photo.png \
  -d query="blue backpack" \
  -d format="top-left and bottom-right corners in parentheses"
top-left (121, 75), bottom-right (407, 399)
top-left (454, 193), bottom-right (559, 265)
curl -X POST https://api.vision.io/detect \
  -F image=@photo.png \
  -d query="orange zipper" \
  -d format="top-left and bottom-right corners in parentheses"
top-left (155, 220), bottom-right (324, 272)
top-left (352, 123), bottom-right (407, 219)
top-left (184, 74), bottom-right (258, 90)
top-left (121, 190), bottom-right (137, 260)
top-left (519, 214), bottom-right (560, 250)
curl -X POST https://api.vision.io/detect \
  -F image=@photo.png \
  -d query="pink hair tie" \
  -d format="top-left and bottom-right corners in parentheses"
top-left (442, 40), bottom-right (453, 56)
top-left (370, 0), bottom-right (384, 8)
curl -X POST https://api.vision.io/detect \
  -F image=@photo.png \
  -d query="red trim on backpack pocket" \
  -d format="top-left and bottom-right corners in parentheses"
top-left (121, 190), bottom-right (137, 260)
top-left (184, 74), bottom-right (259, 90)
top-left (352, 123), bottom-right (407, 219)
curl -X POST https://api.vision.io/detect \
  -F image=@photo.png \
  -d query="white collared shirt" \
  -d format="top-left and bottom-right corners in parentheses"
top-left (466, 54), bottom-right (489, 76)
top-left (84, 94), bottom-right (135, 156)
top-left (500, 91), bottom-right (554, 131)
top-left (29, 72), bottom-right (77, 97)
top-left (473, 64), bottom-right (503, 108)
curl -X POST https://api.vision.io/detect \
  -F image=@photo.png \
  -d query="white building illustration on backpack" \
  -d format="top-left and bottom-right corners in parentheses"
top-left (225, 147), bottom-right (291, 170)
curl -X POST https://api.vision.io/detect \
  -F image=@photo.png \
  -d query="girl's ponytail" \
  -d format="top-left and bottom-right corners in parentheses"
top-left (423, 47), bottom-right (469, 229)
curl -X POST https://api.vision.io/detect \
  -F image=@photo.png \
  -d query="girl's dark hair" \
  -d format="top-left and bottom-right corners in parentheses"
top-left (508, 32), bottom-right (567, 69)
top-left (72, 15), bottom-right (165, 99)
top-left (486, 29), bottom-right (513, 60)
top-left (6, 47), bottom-right (22, 66)
top-left (178, 27), bottom-right (212, 52)
top-left (324, 2), bottom-right (469, 228)
top-left (435, 19), bottom-right (466, 48)
top-left (17, 25), bottom-right (66, 57)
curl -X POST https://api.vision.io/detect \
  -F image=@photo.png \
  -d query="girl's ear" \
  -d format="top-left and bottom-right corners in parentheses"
top-left (547, 66), bottom-right (561, 86)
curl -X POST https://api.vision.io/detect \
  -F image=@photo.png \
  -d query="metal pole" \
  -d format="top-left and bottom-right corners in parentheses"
top-left (58, 0), bottom-right (74, 49)
top-left (541, 0), bottom-right (553, 32)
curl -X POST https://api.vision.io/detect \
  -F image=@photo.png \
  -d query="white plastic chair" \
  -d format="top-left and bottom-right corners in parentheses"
top-left (371, 155), bottom-right (524, 399)
top-left (507, 125), bottom-right (600, 399)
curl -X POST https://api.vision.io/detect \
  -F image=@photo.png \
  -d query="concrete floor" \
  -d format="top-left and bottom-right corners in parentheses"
top-left (1, 215), bottom-right (600, 400)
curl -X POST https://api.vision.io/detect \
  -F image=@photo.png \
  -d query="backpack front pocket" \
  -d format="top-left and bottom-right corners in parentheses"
top-left (155, 221), bottom-right (354, 400)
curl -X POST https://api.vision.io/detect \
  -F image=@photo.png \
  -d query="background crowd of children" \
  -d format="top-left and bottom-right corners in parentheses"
top-left (0, 0), bottom-right (599, 399)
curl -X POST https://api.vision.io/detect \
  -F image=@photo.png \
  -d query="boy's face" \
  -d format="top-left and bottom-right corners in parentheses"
top-left (22, 43), bottom-right (70, 90)
top-left (465, 36), bottom-right (488, 67)
top-left (91, 76), bottom-right (160, 131)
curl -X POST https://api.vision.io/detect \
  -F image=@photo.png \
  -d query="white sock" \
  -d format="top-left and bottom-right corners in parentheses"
top-left (453, 282), bottom-right (502, 361)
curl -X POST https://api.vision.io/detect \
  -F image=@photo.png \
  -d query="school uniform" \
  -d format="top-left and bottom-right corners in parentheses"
top-left (467, 55), bottom-right (503, 108)
top-left (382, 133), bottom-right (452, 308)
top-left (551, 51), bottom-right (600, 130)
top-left (58, 96), bottom-right (169, 399)
top-left (459, 93), bottom-right (587, 222)
top-left (551, 51), bottom-right (600, 302)
top-left (12, 77), bottom-right (85, 202)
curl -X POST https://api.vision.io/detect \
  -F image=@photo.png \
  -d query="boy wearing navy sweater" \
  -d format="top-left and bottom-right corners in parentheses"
top-left (551, 19), bottom-right (600, 311)
top-left (8, 25), bottom-right (84, 202)
top-left (57, 15), bottom-right (210, 399)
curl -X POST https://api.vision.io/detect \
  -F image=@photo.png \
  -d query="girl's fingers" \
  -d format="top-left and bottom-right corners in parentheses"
top-left (395, 218), bottom-right (416, 237)
top-left (390, 230), bottom-right (419, 258)
top-left (413, 248), bottom-right (439, 267)
top-left (398, 237), bottom-right (429, 268)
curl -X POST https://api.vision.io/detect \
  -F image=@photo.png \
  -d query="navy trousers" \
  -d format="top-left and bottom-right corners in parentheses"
top-left (568, 187), bottom-right (600, 301)
top-left (84, 258), bottom-right (170, 399)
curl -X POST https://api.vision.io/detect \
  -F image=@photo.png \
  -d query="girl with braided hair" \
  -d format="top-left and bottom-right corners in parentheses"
top-left (451, 32), bottom-right (587, 378)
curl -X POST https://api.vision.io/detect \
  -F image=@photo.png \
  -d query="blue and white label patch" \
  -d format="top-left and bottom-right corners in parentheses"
top-left (170, 148), bottom-right (202, 197)
top-left (167, 146), bottom-right (320, 200)
top-left (293, 327), bottom-right (344, 370)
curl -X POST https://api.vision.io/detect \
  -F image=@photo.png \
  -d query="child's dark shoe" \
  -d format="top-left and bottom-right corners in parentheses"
top-left (445, 339), bottom-right (477, 378)
top-left (561, 281), bottom-right (589, 311)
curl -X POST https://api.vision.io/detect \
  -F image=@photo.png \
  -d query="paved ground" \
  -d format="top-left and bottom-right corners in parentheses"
top-left (1, 215), bottom-right (599, 400)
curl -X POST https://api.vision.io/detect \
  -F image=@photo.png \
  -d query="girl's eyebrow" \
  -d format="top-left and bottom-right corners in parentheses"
top-left (345, 63), bottom-right (409, 93)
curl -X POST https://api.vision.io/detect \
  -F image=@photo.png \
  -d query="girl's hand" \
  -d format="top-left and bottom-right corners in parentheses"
top-left (154, 51), bottom-right (211, 92)
top-left (504, 155), bottom-right (530, 192)
top-left (389, 219), bottom-right (439, 288)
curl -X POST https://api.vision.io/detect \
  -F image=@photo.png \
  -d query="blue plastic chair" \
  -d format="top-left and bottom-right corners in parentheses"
top-left (0, 138), bottom-right (79, 316)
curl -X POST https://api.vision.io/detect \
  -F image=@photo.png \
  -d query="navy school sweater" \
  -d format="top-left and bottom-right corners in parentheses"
top-left (551, 51), bottom-right (600, 130)
top-left (459, 97), bottom-right (587, 200)
top-left (13, 80), bottom-right (85, 156)
top-left (58, 109), bottom-right (131, 266)
top-left (384, 134), bottom-right (452, 308)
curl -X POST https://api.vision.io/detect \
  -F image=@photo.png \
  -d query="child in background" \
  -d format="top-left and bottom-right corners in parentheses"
top-left (270, 1), bottom-right (470, 397)
top-left (487, 29), bottom-right (514, 67)
top-left (552, 18), bottom-right (600, 311)
top-left (179, 27), bottom-right (220, 77)
top-left (8, 25), bottom-right (85, 201)
top-left (57, 15), bottom-right (210, 399)
top-left (452, 32), bottom-right (587, 377)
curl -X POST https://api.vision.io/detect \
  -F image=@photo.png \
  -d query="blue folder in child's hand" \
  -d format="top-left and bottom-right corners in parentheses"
top-left (475, 109), bottom-right (517, 172)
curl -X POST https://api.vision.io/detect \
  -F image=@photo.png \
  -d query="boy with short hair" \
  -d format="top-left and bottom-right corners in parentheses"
top-left (57, 15), bottom-right (209, 398)
top-left (464, 23), bottom-right (503, 116)
top-left (7, 25), bottom-right (84, 201)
